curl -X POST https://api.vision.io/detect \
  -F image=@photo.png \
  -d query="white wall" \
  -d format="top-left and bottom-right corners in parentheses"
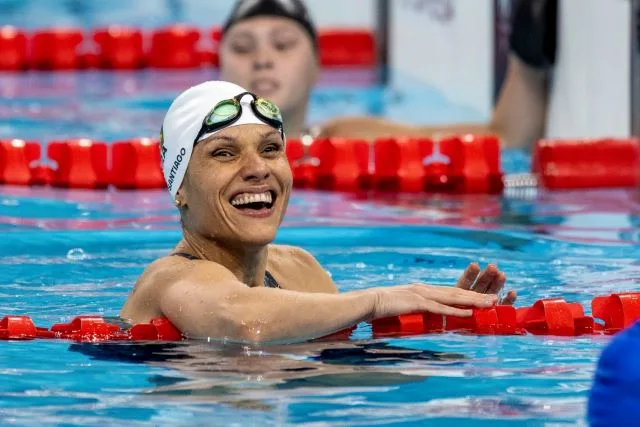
top-left (546, 0), bottom-right (632, 139)
top-left (386, 0), bottom-right (494, 125)
top-left (306, 0), bottom-right (376, 28)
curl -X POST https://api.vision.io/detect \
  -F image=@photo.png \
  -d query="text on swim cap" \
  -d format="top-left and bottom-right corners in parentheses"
top-left (167, 147), bottom-right (187, 191)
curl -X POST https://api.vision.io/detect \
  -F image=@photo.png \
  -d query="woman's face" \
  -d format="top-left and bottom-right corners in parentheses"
top-left (219, 16), bottom-right (318, 116)
top-left (179, 124), bottom-right (292, 247)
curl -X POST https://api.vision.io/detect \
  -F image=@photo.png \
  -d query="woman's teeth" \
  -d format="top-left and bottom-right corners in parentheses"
top-left (231, 192), bottom-right (273, 206)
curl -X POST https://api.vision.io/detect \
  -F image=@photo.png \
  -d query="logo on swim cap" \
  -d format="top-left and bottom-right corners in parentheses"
top-left (159, 126), bottom-right (167, 162)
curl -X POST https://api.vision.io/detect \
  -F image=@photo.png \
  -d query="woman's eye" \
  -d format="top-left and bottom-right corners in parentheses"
top-left (212, 149), bottom-right (234, 158)
top-left (274, 40), bottom-right (296, 51)
top-left (225, 32), bottom-right (258, 54)
top-left (231, 45), bottom-right (251, 54)
top-left (263, 143), bottom-right (283, 154)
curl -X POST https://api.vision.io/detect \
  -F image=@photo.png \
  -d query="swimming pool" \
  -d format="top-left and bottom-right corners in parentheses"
top-left (0, 71), bottom-right (639, 426)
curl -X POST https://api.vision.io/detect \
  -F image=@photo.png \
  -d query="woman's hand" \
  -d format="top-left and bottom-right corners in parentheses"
top-left (370, 284), bottom-right (498, 320)
top-left (455, 263), bottom-right (517, 305)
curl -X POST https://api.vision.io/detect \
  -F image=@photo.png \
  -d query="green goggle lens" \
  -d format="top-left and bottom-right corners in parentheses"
top-left (254, 98), bottom-right (282, 121)
top-left (205, 100), bottom-right (240, 126)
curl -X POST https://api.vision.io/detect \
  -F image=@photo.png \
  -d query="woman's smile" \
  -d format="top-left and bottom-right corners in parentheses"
top-left (229, 188), bottom-right (277, 218)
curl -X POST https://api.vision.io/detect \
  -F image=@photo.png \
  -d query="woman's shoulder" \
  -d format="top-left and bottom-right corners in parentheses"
top-left (268, 243), bottom-right (310, 256)
top-left (268, 244), bottom-right (317, 267)
top-left (268, 245), bottom-right (338, 293)
top-left (120, 256), bottom-right (178, 321)
top-left (131, 253), bottom-right (236, 298)
top-left (121, 253), bottom-right (239, 322)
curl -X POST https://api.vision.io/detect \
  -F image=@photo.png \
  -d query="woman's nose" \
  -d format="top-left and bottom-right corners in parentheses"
top-left (240, 153), bottom-right (270, 182)
top-left (252, 47), bottom-right (274, 71)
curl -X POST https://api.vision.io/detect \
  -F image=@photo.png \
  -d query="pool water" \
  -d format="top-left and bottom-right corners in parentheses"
top-left (0, 71), bottom-right (639, 426)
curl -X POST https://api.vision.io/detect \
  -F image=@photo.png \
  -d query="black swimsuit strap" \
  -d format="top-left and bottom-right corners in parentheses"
top-left (264, 271), bottom-right (280, 289)
top-left (171, 252), bottom-right (281, 289)
top-left (172, 252), bottom-right (200, 261)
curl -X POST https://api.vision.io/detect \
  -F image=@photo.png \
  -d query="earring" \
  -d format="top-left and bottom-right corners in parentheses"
top-left (174, 199), bottom-right (183, 207)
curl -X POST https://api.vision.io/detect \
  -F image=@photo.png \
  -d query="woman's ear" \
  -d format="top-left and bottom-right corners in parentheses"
top-left (175, 188), bottom-right (187, 208)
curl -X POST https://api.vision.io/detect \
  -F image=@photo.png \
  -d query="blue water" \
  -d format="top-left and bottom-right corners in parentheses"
top-left (0, 71), bottom-right (639, 426)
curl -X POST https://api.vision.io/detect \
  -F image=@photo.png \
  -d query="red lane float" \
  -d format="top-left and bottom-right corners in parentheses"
top-left (48, 139), bottom-right (109, 189)
top-left (374, 138), bottom-right (429, 192)
top-left (372, 313), bottom-right (426, 337)
top-left (93, 26), bottom-right (145, 70)
top-left (286, 139), bottom-right (318, 188)
top-left (371, 135), bottom-right (503, 193)
top-left (149, 26), bottom-right (201, 69)
top-left (129, 317), bottom-right (183, 341)
top-left (532, 138), bottom-right (640, 190)
top-left (0, 26), bottom-right (377, 71)
top-left (438, 135), bottom-right (503, 193)
top-left (31, 28), bottom-right (84, 70)
top-left (442, 304), bottom-right (518, 334)
top-left (51, 316), bottom-right (122, 341)
top-left (310, 138), bottom-right (370, 191)
top-left (30, 165), bottom-right (55, 186)
top-left (372, 306), bottom-right (521, 337)
top-left (209, 27), bottom-right (223, 67)
top-left (592, 293), bottom-right (640, 334)
top-left (2, 292), bottom-right (638, 342)
top-left (372, 292), bottom-right (640, 338)
top-left (0, 139), bottom-right (40, 185)
top-left (111, 138), bottom-right (165, 189)
top-left (516, 298), bottom-right (596, 336)
top-left (0, 26), bottom-right (28, 71)
top-left (319, 29), bottom-right (376, 67)
top-left (0, 316), bottom-right (38, 340)
top-left (0, 315), bottom-right (181, 342)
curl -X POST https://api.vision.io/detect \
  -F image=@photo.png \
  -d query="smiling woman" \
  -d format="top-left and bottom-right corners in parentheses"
top-left (119, 80), bottom-right (516, 344)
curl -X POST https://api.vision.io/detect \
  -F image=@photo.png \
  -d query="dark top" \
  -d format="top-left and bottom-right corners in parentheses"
top-left (509, 0), bottom-right (558, 70)
top-left (172, 252), bottom-right (282, 289)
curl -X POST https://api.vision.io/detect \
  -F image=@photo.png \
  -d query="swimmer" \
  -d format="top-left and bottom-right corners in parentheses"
top-left (216, 0), bottom-right (528, 146)
top-left (120, 80), bottom-right (517, 344)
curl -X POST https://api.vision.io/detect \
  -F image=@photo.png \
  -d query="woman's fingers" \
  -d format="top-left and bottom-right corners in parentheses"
top-left (486, 272), bottom-right (507, 295)
top-left (499, 290), bottom-right (518, 305)
top-left (471, 264), bottom-right (499, 293)
top-left (455, 263), bottom-right (480, 290)
top-left (418, 285), bottom-right (497, 308)
top-left (422, 300), bottom-right (473, 317)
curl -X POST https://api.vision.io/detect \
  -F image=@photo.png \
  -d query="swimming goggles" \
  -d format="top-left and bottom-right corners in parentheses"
top-left (194, 92), bottom-right (285, 144)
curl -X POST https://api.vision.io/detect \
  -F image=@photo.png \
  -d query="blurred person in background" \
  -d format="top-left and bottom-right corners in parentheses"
top-left (219, 0), bottom-right (556, 149)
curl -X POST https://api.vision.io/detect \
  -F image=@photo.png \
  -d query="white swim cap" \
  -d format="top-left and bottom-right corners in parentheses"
top-left (160, 80), bottom-right (278, 199)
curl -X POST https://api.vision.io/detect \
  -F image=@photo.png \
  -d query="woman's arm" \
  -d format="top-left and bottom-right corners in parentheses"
top-left (490, 55), bottom-right (549, 148)
top-left (318, 116), bottom-right (492, 141)
top-left (319, 55), bottom-right (548, 148)
top-left (159, 262), bottom-right (497, 344)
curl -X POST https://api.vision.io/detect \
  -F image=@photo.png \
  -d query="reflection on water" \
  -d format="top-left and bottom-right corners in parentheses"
top-left (69, 339), bottom-right (461, 410)
top-left (58, 332), bottom-right (598, 424)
